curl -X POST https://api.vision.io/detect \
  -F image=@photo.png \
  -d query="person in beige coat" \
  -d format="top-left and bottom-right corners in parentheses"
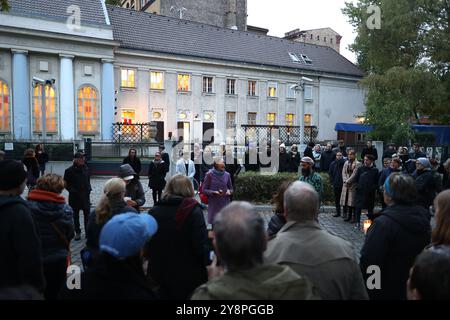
top-left (340, 149), bottom-right (361, 222)
top-left (265, 181), bottom-right (368, 300)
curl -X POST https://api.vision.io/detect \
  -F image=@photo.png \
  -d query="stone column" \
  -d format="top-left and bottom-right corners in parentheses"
top-left (12, 49), bottom-right (30, 140)
top-left (101, 59), bottom-right (114, 140)
top-left (59, 54), bottom-right (75, 140)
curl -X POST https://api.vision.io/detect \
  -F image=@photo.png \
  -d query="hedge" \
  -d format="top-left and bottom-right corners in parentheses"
top-left (234, 171), bottom-right (334, 204)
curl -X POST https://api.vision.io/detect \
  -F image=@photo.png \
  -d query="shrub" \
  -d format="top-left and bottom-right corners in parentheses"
top-left (234, 171), bottom-right (334, 204)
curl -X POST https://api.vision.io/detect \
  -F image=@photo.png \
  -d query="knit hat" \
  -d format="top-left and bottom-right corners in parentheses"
top-left (0, 160), bottom-right (27, 190)
top-left (301, 157), bottom-right (314, 165)
top-left (279, 143), bottom-right (286, 149)
top-left (416, 157), bottom-right (431, 168)
top-left (118, 164), bottom-right (136, 181)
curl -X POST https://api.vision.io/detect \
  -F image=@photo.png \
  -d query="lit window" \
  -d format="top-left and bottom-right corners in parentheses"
top-left (286, 113), bottom-right (294, 126)
top-left (204, 112), bottom-right (212, 121)
top-left (248, 80), bottom-right (257, 96)
top-left (77, 86), bottom-right (99, 133)
top-left (33, 85), bottom-right (57, 133)
top-left (268, 82), bottom-right (277, 98)
top-left (177, 74), bottom-right (190, 92)
top-left (288, 52), bottom-right (301, 63)
top-left (121, 109), bottom-right (136, 134)
top-left (304, 86), bottom-right (313, 100)
top-left (0, 80), bottom-right (10, 132)
top-left (304, 114), bottom-right (312, 126)
top-left (267, 113), bottom-right (276, 126)
top-left (121, 68), bottom-right (136, 88)
top-left (227, 79), bottom-right (236, 95)
top-left (287, 84), bottom-right (296, 99)
top-left (202, 77), bottom-right (213, 93)
top-left (247, 112), bottom-right (257, 125)
top-left (301, 54), bottom-right (313, 65)
top-left (226, 112), bottom-right (236, 129)
top-left (150, 71), bottom-right (164, 90)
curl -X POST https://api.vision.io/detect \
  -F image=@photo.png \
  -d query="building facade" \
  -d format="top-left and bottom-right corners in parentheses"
top-left (0, 0), bottom-right (365, 145)
top-left (284, 28), bottom-right (342, 53)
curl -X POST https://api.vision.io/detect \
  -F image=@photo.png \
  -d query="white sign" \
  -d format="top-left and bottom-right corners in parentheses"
top-left (4, 142), bottom-right (13, 151)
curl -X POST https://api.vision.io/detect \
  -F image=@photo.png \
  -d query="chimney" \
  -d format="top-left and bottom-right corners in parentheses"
top-left (226, 0), bottom-right (238, 29)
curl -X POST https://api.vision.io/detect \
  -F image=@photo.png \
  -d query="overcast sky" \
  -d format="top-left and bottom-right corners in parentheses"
top-left (247, 0), bottom-right (358, 63)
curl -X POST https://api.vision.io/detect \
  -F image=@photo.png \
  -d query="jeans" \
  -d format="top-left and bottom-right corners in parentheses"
top-left (73, 206), bottom-right (90, 234)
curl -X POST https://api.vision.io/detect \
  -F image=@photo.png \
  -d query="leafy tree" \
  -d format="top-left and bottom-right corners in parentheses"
top-left (1, 0), bottom-right (9, 11)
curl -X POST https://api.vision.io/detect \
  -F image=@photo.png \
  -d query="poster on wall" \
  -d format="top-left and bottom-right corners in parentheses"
top-left (4, 142), bottom-right (13, 151)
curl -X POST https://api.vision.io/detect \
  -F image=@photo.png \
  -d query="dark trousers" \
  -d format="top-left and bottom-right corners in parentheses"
top-left (73, 206), bottom-right (89, 234)
top-left (43, 258), bottom-right (67, 300)
top-left (152, 189), bottom-right (162, 204)
top-left (355, 207), bottom-right (374, 225)
top-left (333, 187), bottom-right (342, 215)
top-left (39, 165), bottom-right (46, 177)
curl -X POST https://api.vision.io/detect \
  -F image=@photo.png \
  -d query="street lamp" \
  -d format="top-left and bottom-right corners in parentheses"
top-left (290, 76), bottom-right (313, 145)
top-left (32, 77), bottom-right (55, 140)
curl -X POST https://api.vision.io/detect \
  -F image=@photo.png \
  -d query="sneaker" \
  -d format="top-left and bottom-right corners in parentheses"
top-left (74, 233), bottom-right (81, 241)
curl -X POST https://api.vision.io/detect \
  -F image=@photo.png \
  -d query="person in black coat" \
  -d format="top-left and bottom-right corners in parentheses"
top-left (118, 164), bottom-right (146, 211)
top-left (148, 152), bottom-right (167, 204)
top-left (329, 152), bottom-right (346, 217)
top-left (278, 144), bottom-right (290, 173)
top-left (35, 144), bottom-right (49, 177)
top-left (86, 178), bottom-right (138, 268)
top-left (444, 158), bottom-right (450, 190)
top-left (159, 144), bottom-right (170, 174)
top-left (267, 181), bottom-right (291, 237)
top-left (303, 142), bottom-right (315, 160)
top-left (64, 152), bottom-right (92, 240)
top-left (360, 173), bottom-right (431, 300)
top-left (22, 149), bottom-right (40, 190)
top-left (27, 174), bottom-right (74, 300)
top-left (191, 143), bottom-right (203, 186)
top-left (415, 158), bottom-right (442, 210)
top-left (332, 140), bottom-right (348, 157)
top-left (361, 140), bottom-right (378, 162)
top-left (0, 160), bottom-right (45, 294)
top-left (378, 158), bottom-right (402, 209)
top-left (201, 147), bottom-right (215, 180)
top-left (382, 144), bottom-right (396, 162)
top-left (320, 143), bottom-right (336, 172)
top-left (354, 154), bottom-right (379, 226)
top-left (146, 175), bottom-right (209, 300)
top-left (61, 213), bottom-right (158, 300)
top-left (288, 144), bottom-right (301, 173)
top-left (407, 144), bottom-right (427, 173)
top-left (122, 148), bottom-right (142, 178)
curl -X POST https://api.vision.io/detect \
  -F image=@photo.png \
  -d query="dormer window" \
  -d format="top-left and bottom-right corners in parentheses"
top-left (301, 54), bottom-right (313, 65)
top-left (288, 52), bottom-right (301, 63)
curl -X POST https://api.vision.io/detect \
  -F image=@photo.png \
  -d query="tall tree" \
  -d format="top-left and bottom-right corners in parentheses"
top-left (1, 0), bottom-right (9, 11)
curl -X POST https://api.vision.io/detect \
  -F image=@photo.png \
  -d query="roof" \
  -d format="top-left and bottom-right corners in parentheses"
top-left (107, 6), bottom-right (364, 78)
top-left (335, 123), bottom-right (373, 132)
top-left (7, 0), bottom-right (108, 26)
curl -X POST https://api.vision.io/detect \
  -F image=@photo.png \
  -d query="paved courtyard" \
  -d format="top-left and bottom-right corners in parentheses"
top-left (67, 178), bottom-right (367, 268)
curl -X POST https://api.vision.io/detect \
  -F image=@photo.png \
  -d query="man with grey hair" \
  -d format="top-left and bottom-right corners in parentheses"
top-left (265, 181), bottom-right (368, 300)
top-left (191, 201), bottom-right (318, 300)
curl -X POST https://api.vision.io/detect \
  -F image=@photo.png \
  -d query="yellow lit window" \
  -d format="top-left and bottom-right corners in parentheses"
top-left (178, 74), bottom-right (190, 92)
top-left (32, 85), bottom-right (57, 133)
top-left (121, 69), bottom-right (136, 88)
top-left (77, 86), bottom-right (99, 133)
top-left (267, 113), bottom-right (276, 126)
top-left (0, 80), bottom-right (10, 132)
top-left (286, 113), bottom-right (294, 126)
top-left (150, 71), bottom-right (164, 90)
top-left (121, 109), bottom-right (136, 135)
top-left (268, 82), bottom-right (277, 97)
top-left (304, 114), bottom-right (312, 126)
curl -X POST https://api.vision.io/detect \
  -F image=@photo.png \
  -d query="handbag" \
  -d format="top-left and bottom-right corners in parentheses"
top-left (50, 222), bottom-right (72, 268)
top-left (199, 181), bottom-right (209, 205)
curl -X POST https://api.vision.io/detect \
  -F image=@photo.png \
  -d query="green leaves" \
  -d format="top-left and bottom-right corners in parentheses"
top-left (1, 0), bottom-right (10, 11)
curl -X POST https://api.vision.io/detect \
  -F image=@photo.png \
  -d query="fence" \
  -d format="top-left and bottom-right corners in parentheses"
top-left (112, 122), bottom-right (158, 144)
top-left (239, 125), bottom-right (317, 146)
top-left (1, 141), bottom-right (74, 161)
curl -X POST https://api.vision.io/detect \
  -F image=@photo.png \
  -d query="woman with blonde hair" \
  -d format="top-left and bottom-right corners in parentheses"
top-left (146, 174), bottom-right (208, 299)
top-left (85, 178), bottom-right (137, 262)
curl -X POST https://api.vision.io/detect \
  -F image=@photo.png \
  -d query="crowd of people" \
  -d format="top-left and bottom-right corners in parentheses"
top-left (0, 139), bottom-right (450, 301)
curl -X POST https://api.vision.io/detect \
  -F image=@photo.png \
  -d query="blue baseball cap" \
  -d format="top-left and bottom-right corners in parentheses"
top-left (99, 213), bottom-right (158, 259)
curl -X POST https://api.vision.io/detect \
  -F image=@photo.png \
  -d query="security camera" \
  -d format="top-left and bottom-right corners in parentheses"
top-left (301, 76), bottom-right (313, 82)
top-left (290, 84), bottom-right (299, 90)
top-left (32, 76), bottom-right (45, 84)
top-left (45, 78), bottom-right (56, 85)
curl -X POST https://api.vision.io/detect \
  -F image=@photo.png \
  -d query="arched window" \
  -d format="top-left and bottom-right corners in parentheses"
top-left (0, 79), bottom-right (10, 132)
top-left (77, 86), bottom-right (99, 133)
top-left (32, 84), bottom-right (58, 133)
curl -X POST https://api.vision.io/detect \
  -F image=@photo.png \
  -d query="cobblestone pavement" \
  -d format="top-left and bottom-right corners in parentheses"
top-left (68, 178), bottom-right (368, 268)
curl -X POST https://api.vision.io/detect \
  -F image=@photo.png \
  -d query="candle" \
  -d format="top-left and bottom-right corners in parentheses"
top-left (363, 220), bottom-right (372, 234)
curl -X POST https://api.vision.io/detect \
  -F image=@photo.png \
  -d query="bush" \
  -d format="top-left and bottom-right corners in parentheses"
top-left (234, 171), bottom-right (334, 204)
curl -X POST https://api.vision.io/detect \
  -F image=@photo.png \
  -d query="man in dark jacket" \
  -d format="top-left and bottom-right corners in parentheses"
top-left (288, 144), bottom-right (301, 173)
top-left (407, 143), bottom-right (427, 173)
top-left (361, 140), bottom-right (378, 162)
top-left (415, 158), bottom-right (442, 210)
top-left (0, 160), bottom-right (45, 294)
top-left (332, 140), bottom-right (347, 157)
top-left (354, 155), bottom-right (379, 225)
top-left (382, 144), bottom-right (396, 162)
top-left (303, 142), bottom-right (315, 160)
top-left (360, 173), bottom-right (431, 300)
top-left (64, 152), bottom-right (92, 240)
top-left (159, 144), bottom-right (170, 174)
top-left (320, 143), bottom-right (336, 172)
top-left (278, 144), bottom-right (290, 173)
top-left (329, 152), bottom-right (346, 217)
top-left (118, 164), bottom-right (146, 211)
